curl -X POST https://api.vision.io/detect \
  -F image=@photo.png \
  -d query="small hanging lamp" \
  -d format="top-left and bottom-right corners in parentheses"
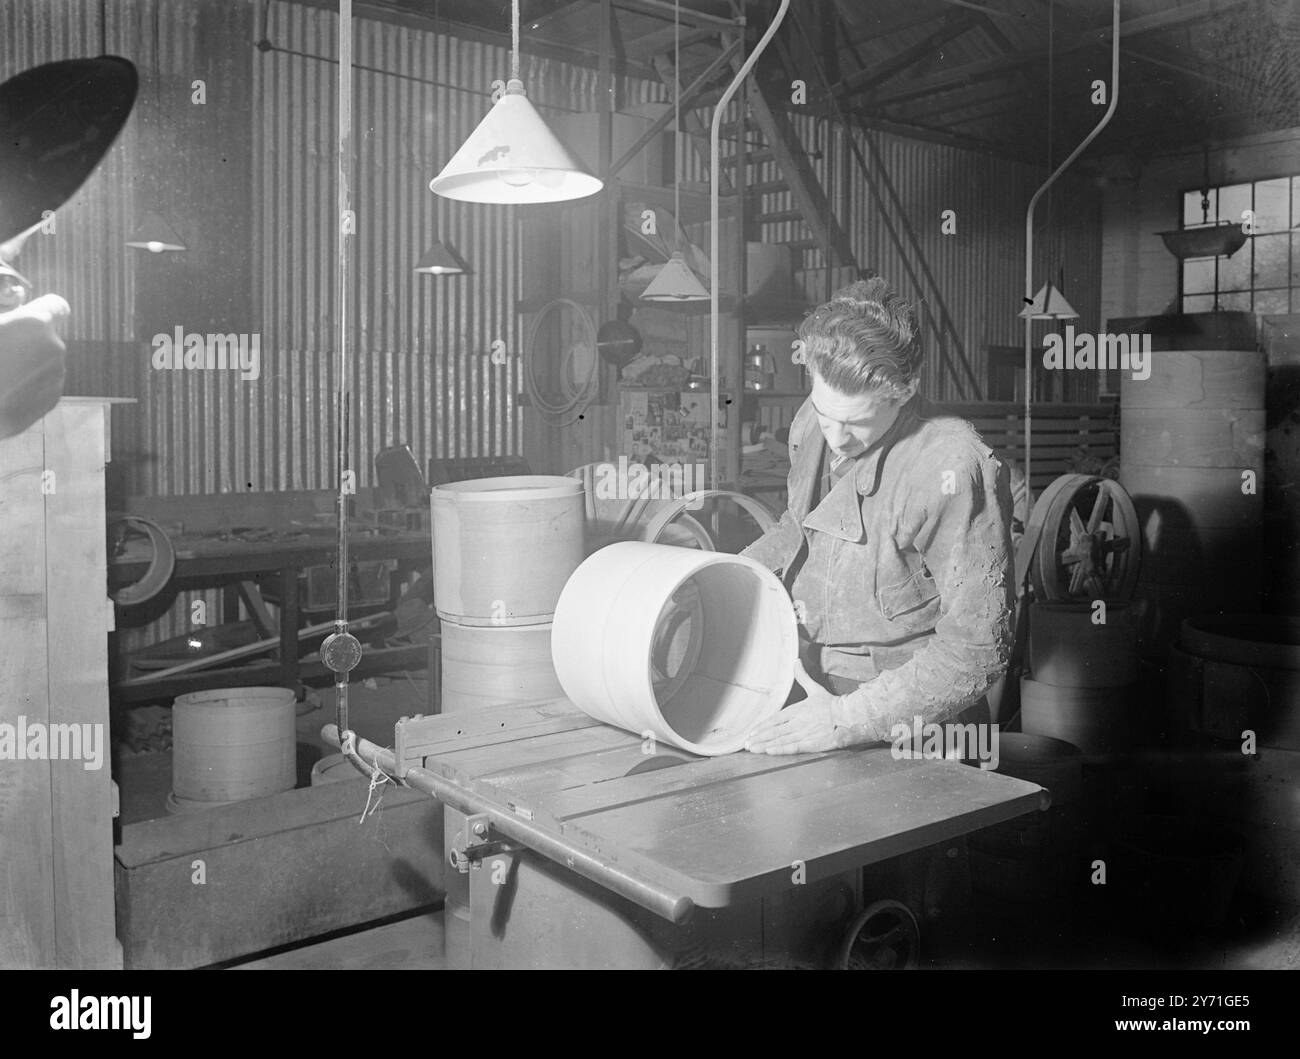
top-left (126, 211), bottom-right (186, 253)
top-left (128, 7), bottom-right (186, 253)
top-left (1019, 281), bottom-right (1078, 320)
top-left (642, 0), bottom-right (709, 304)
top-left (642, 250), bottom-right (709, 301)
top-left (414, 240), bottom-right (471, 275)
top-left (429, 0), bottom-right (599, 204)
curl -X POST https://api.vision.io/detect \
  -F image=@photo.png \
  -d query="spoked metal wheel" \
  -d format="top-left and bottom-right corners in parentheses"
top-left (838, 900), bottom-right (921, 970)
top-left (1027, 473), bottom-right (1141, 602)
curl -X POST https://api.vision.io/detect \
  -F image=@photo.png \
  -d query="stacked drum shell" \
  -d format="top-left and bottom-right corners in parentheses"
top-left (430, 475), bottom-right (584, 715)
top-left (1020, 602), bottom-right (1139, 757)
top-left (429, 475), bottom-right (585, 970)
top-left (1119, 347), bottom-right (1266, 656)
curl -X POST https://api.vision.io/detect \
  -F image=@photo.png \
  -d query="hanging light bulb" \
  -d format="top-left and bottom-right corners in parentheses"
top-left (642, 0), bottom-right (709, 304)
top-left (1019, 281), bottom-right (1078, 320)
top-left (414, 240), bottom-right (471, 275)
top-left (126, 212), bottom-right (186, 253)
top-left (429, 1), bottom-right (600, 204)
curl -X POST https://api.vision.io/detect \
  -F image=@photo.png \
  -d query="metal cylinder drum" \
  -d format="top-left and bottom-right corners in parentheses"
top-left (171, 686), bottom-right (297, 804)
top-left (431, 475), bottom-right (585, 627)
top-left (440, 620), bottom-right (563, 714)
top-left (1120, 348), bottom-right (1266, 656)
top-left (1028, 601), bottom-right (1138, 688)
top-left (551, 541), bottom-right (798, 755)
top-left (1020, 676), bottom-right (1132, 757)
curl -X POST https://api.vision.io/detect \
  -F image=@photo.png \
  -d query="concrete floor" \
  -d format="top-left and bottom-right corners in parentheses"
top-left (227, 899), bottom-right (1300, 970)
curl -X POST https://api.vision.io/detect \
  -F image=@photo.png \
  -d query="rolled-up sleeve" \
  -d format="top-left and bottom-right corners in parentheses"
top-left (831, 445), bottom-right (1015, 743)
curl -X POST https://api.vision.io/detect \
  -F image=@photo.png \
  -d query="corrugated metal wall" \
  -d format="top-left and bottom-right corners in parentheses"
top-left (4, 0), bottom-right (1103, 649)
top-left (4, 0), bottom-right (1104, 485)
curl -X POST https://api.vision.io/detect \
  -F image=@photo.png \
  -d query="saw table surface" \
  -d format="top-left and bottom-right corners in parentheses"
top-left (398, 699), bottom-right (1050, 910)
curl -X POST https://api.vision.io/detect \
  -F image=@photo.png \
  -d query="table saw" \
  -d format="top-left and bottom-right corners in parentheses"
top-left (326, 697), bottom-right (1048, 969)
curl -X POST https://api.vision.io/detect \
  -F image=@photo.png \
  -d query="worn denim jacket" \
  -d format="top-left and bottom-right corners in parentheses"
top-left (741, 394), bottom-right (1015, 744)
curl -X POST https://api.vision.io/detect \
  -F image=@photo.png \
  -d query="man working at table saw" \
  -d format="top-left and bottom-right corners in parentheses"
top-left (743, 276), bottom-right (1016, 756)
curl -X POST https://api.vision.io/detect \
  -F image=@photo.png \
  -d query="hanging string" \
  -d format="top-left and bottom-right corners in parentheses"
top-left (673, 0), bottom-right (681, 249)
top-left (511, 0), bottom-right (520, 82)
top-left (1047, 0), bottom-right (1055, 280)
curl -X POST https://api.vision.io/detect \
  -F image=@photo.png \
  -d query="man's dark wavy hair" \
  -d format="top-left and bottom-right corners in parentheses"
top-left (798, 276), bottom-right (922, 398)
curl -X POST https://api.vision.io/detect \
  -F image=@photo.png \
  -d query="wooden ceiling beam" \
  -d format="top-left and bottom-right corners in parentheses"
top-left (826, 14), bottom-right (982, 100)
top-left (863, 0), bottom-right (1258, 108)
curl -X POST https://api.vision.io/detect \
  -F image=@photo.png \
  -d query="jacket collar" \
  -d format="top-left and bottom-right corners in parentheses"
top-left (797, 394), bottom-right (923, 543)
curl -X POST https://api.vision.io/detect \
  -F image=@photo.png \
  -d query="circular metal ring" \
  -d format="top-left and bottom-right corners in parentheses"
top-left (110, 515), bottom-right (176, 606)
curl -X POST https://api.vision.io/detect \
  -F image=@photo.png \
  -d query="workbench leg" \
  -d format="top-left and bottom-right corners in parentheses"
top-left (222, 584), bottom-right (240, 624)
top-left (279, 565), bottom-right (299, 689)
top-left (443, 808), bottom-right (471, 968)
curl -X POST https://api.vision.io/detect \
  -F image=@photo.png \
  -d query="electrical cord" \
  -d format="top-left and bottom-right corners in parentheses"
top-left (523, 297), bottom-right (599, 426)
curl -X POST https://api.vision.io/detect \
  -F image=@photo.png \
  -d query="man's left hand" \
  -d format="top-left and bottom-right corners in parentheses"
top-left (745, 659), bottom-right (845, 755)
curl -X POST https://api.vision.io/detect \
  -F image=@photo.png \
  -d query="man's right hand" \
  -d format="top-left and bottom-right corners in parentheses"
top-left (0, 293), bottom-right (71, 440)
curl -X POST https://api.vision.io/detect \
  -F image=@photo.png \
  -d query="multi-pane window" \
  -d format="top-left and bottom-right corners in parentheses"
top-left (1179, 176), bottom-right (1300, 315)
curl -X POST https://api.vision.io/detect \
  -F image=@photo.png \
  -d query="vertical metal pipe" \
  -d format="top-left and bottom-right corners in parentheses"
top-left (711, 0), bottom-right (789, 491)
top-left (1023, 0), bottom-right (1120, 491)
top-left (335, 0), bottom-right (353, 732)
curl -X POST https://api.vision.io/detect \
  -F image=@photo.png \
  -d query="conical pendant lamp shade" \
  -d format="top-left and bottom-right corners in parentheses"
top-left (126, 212), bottom-right (186, 253)
top-left (1019, 281), bottom-right (1077, 320)
top-left (641, 251), bottom-right (709, 302)
top-left (414, 241), bottom-right (471, 275)
top-left (430, 79), bottom-right (601, 204)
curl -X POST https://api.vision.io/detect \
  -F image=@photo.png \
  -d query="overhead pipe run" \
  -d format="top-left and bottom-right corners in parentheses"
top-left (1021, 0), bottom-right (1121, 494)
top-left (711, 0), bottom-right (791, 491)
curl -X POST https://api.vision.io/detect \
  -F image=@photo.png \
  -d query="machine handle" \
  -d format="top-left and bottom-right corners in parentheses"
top-left (322, 724), bottom-right (696, 925)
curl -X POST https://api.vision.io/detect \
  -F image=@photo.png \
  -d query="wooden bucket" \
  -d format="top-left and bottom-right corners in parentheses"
top-left (431, 475), bottom-right (585, 627)
top-left (171, 686), bottom-right (297, 803)
top-left (551, 542), bottom-right (797, 755)
top-left (440, 620), bottom-right (563, 714)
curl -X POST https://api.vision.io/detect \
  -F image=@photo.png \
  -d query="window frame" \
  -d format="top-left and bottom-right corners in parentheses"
top-left (1175, 170), bottom-right (1298, 315)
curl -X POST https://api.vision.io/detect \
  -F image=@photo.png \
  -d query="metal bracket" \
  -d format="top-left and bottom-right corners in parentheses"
top-left (448, 813), bottom-right (518, 873)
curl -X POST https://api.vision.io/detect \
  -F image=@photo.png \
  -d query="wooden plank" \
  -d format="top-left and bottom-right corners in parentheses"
top-left (43, 402), bottom-right (118, 969)
top-left (115, 770), bottom-right (433, 866)
top-left (0, 422), bottom-right (54, 968)
top-left (393, 698), bottom-right (598, 768)
top-left (431, 724), bottom-right (635, 780)
top-left (540, 748), bottom-right (825, 819)
top-left (115, 784), bottom-right (445, 969)
top-left (565, 751), bottom-right (1046, 906)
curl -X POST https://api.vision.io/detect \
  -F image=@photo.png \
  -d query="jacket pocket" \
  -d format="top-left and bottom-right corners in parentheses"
top-left (877, 567), bottom-right (941, 623)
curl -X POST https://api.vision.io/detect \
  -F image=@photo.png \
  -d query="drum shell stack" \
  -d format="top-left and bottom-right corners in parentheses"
top-left (430, 475), bottom-right (585, 970)
top-left (1021, 602), bottom-right (1139, 756)
top-left (1119, 347), bottom-right (1266, 656)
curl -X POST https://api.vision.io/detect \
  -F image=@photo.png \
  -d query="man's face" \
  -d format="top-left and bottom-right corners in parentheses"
top-left (809, 372), bottom-right (914, 460)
